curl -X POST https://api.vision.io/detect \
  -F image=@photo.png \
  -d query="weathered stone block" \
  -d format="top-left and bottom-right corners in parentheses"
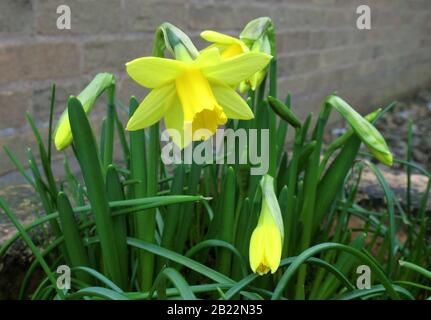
top-left (0, 42), bottom-right (80, 85)
top-left (0, 0), bottom-right (34, 35)
top-left (0, 90), bottom-right (32, 131)
top-left (83, 38), bottom-right (150, 73)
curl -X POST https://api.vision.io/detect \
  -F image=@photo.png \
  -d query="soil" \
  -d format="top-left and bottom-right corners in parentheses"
top-left (0, 185), bottom-right (45, 299)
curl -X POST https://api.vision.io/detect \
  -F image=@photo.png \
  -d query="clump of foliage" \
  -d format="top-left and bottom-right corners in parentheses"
top-left (1, 18), bottom-right (430, 300)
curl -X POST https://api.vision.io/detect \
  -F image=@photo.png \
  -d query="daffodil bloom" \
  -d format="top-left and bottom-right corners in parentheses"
top-left (201, 31), bottom-right (270, 92)
top-left (125, 48), bottom-right (271, 148)
top-left (249, 175), bottom-right (284, 275)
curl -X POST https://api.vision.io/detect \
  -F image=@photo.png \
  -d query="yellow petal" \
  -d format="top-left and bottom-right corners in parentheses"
top-left (264, 225), bottom-right (282, 273)
top-left (202, 52), bottom-right (272, 86)
top-left (194, 47), bottom-right (221, 68)
top-left (126, 84), bottom-right (175, 130)
top-left (211, 82), bottom-right (254, 120)
top-left (126, 57), bottom-right (185, 88)
top-left (249, 226), bottom-right (266, 274)
top-left (201, 30), bottom-right (249, 54)
top-left (201, 30), bottom-right (239, 45)
top-left (54, 112), bottom-right (72, 150)
top-left (219, 44), bottom-right (247, 59)
top-left (164, 96), bottom-right (192, 149)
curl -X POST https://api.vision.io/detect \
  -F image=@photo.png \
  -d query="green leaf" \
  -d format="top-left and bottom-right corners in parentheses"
top-left (151, 268), bottom-right (196, 300)
top-left (66, 287), bottom-right (129, 300)
top-left (0, 198), bottom-right (64, 298)
top-left (218, 167), bottom-right (236, 276)
top-left (57, 192), bottom-right (91, 284)
top-left (272, 242), bottom-right (400, 300)
top-left (399, 260), bottom-right (431, 280)
top-left (68, 96), bottom-right (123, 287)
top-left (106, 165), bottom-right (129, 288)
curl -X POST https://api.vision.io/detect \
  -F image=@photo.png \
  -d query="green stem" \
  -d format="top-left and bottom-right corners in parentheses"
top-left (139, 122), bottom-right (159, 291)
top-left (268, 29), bottom-right (277, 178)
top-left (128, 97), bottom-right (148, 290)
top-left (295, 104), bottom-right (330, 299)
top-left (283, 128), bottom-right (302, 257)
top-left (218, 167), bottom-right (236, 276)
top-left (103, 84), bottom-right (116, 172)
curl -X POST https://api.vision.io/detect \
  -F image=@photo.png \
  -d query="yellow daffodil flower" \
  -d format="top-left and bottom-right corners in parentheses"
top-left (249, 175), bottom-right (284, 275)
top-left (201, 30), bottom-right (271, 92)
top-left (125, 48), bottom-right (272, 148)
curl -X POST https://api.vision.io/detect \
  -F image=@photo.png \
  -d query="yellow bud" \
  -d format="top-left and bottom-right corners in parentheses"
top-left (54, 111), bottom-right (73, 151)
top-left (249, 175), bottom-right (284, 275)
top-left (53, 73), bottom-right (115, 150)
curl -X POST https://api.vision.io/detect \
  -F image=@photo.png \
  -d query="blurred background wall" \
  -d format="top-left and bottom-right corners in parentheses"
top-left (1, 0), bottom-right (431, 179)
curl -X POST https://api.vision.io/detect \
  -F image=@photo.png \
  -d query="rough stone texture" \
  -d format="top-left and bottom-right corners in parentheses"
top-left (357, 166), bottom-right (431, 211)
top-left (32, 80), bottom-right (82, 122)
top-left (0, 90), bottom-right (32, 130)
top-left (0, 42), bottom-right (80, 85)
top-left (0, 184), bottom-right (41, 245)
top-left (0, 0), bottom-right (431, 179)
top-left (82, 38), bottom-right (151, 73)
top-left (0, 0), bottom-right (34, 36)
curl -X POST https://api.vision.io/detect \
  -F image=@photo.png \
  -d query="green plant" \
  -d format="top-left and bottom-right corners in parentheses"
top-left (1, 18), bottom-right (430, 300)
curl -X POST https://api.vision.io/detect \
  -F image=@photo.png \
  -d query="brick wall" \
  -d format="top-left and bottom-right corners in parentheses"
top-left (1, 0), bottom-right (431, 178)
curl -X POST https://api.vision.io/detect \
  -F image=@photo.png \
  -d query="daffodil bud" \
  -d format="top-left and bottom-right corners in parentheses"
top-left (54, 73), bottom-right (115, 151)
top-left (240, 17), bottom-right (273, 45)
top-left (246, 35), bottom-right (271, 91)
top-left (201, 17), bottom-right (274, 92)
top-left (154, 23), bottom-right (199, 61)
top-left (249, 174), bottom-right (284, 275)
top-left (268, 96), bottom-right (301, 128)
top-left (325, 95), bottom-right (393, 166)
top-left (239, 17), bottom-right (274, 92)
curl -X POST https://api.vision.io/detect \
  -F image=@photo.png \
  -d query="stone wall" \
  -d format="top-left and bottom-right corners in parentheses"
top-left (1, 0), bottom-right (431, 178)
